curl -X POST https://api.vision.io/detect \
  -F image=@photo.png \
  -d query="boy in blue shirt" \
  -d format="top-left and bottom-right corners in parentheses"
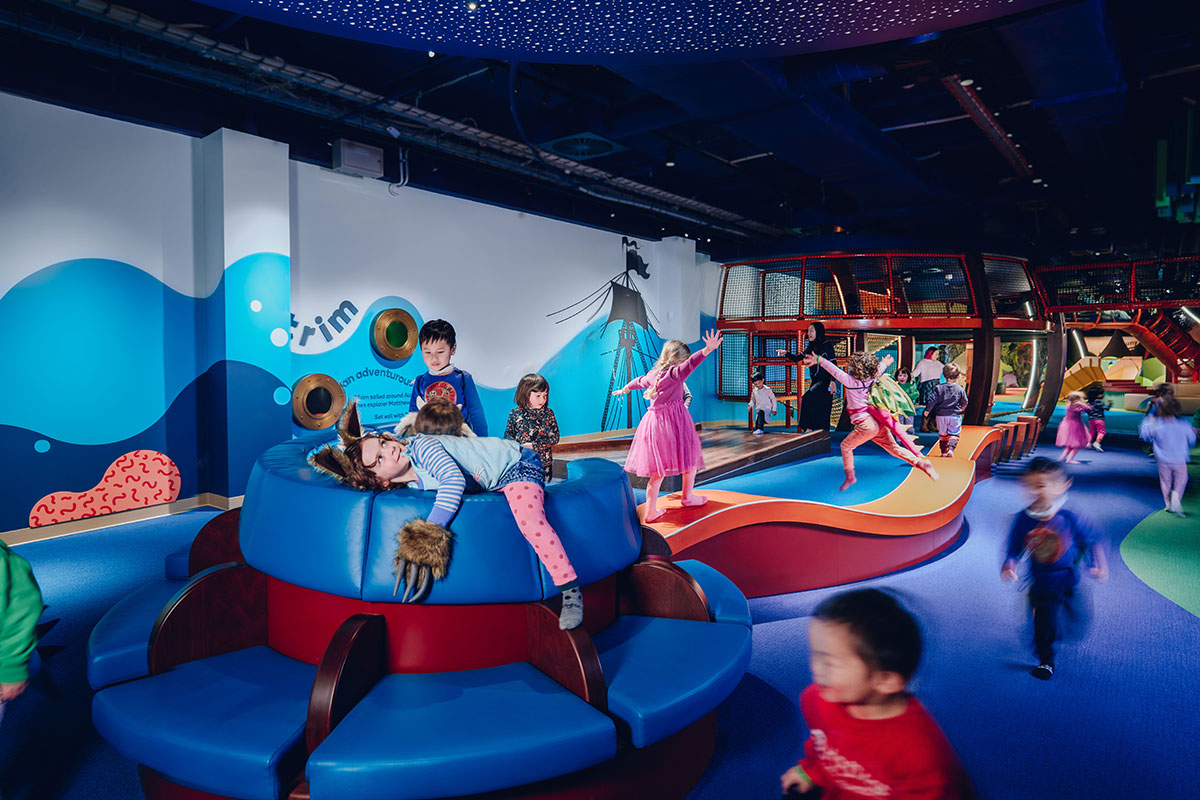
top-left (1001, 458), bottom-right (1108, 680)
top-left (409, 319), bottom-right (488, 436)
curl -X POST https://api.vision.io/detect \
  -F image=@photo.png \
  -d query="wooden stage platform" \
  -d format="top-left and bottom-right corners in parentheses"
top-left (551, 424), bottom-right (830, 492)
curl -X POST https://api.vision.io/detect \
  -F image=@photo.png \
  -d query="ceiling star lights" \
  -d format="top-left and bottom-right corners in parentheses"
top-left (202, 0), bottom-right (1056, 62)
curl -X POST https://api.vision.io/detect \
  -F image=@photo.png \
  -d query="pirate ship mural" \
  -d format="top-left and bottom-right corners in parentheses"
top-left (548, 238), bottom-right (662, 431)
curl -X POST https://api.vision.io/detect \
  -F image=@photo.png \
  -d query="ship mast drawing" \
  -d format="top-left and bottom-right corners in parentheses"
top-left (548, 238), bottom-right (660, 431)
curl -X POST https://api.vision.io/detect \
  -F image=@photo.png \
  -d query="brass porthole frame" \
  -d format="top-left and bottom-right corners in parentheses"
top-left (292, 374), bottom-right (346, 430)
top-left (372, 308), bottom-right (419, 361)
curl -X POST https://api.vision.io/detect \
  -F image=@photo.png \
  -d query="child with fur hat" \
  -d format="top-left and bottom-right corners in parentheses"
top-left (311, 398), bottom-right (584, 629)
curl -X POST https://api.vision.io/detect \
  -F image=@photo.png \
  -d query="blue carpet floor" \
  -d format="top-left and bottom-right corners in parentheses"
top-left (4, 439), bottom-right (1196, 800)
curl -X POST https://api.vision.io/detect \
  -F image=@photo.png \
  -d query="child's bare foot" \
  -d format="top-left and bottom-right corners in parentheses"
top-left (839, 473), bottom-right (857, 491)
top-left (681, 495), bottom-right (708, 507)
top-left (918, 460), bottom-right (940, 481)
top-left (643, 507), bottom-right (666, 523)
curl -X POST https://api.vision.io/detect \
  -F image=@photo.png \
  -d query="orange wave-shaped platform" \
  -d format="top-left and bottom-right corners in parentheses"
top-left (29, 450), bottom-right (181, 527)
top-left (643, 427), bottom-right (1002, 598)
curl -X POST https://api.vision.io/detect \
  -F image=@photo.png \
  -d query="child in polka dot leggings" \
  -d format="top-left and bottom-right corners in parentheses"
top-left (317, 397), bottom-right (583, 629)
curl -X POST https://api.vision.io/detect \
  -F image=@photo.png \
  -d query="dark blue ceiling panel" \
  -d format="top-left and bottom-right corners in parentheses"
top-left (199, 0), bottom-right (1058, 63)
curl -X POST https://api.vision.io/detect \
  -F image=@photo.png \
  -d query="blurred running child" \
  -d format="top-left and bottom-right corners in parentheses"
top-left (1085, 386), bottom-right (1112, 452)
top-left (779, 589), bottom-right (973, 799)
top-left (1001, 458), bottom-right (1109, 680)
top-left (1055, 391), bottom-right (1090, 464)
top-left (1140, 396), bottom-right (1196, 517)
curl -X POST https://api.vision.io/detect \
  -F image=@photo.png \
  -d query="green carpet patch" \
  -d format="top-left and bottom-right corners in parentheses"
top-left (1121, 446), bottom-right (1200, 618)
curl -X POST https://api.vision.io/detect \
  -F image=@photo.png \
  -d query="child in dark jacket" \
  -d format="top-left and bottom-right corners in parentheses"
top-left (1001, 458), bottom-right (1108, 680)
top-left (1085, 386), bottom-right (1112, 452)
top-left (504, 373), bottom-right (559, 481)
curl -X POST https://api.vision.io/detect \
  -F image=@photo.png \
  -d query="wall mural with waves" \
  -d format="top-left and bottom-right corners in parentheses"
top-left (1, 253), bottom-right (291, 532)
top-left (0, 91), bottom-right (737, 537)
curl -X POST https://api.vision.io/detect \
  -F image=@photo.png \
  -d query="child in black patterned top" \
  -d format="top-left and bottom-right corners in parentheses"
top-left (505, 373), bottom-right (560, 481)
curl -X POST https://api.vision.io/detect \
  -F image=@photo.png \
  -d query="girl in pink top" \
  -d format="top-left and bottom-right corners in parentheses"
top-left (613, 329), bottom-right (723, 522)
top-left (803, 350), bottom-right (939, 491)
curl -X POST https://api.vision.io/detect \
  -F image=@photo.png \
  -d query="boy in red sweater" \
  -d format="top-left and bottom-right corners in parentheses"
top-left (780, 589), bottom-right (973, 799)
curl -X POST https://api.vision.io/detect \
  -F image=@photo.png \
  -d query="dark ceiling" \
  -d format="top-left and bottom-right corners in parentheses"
top-left (1, 0), bottom-right (1196, 263)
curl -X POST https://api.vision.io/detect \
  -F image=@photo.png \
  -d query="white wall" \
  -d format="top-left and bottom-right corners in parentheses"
top-left (289, 162), bottom-right (712, 387)
top-left (0, 92), bottom-right (199, 298)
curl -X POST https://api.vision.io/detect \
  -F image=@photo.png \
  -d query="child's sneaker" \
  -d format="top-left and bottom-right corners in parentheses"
top-left (753, 429), bottom-right (764, 436)
top-left (1031, 663), bottom-right (1054, 680)
top-left (1091, 442), bottom-right (1103, 452)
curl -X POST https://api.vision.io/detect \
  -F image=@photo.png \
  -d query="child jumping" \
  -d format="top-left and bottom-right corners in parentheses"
top-left (780, 589), bottom-right (973, 799)
top-left (1055, 391), bottom-right (1091, 464)
top-left (310, 398), bottom-right (584, 629)
top-left (1001, 457), bottom-right (1108, 680)
top-left (924, 364), bottom-right (968, 457)
top-left (612, 329), bottom-right (723, 522)
top-left (1140, 396), bottom-right (1196, 517)
top-left (802, 350), bottom-right (938, 491)
top-left (1085, 386), bottom-right (1111, 452)
top-left (748, 369), bottom-right (777, 435)
top-left (505, 373), bottom-right (560, 481)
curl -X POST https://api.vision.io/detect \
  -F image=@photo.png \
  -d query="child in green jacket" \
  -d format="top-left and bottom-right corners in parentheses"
top-left (1, 542), bottom-right (42, 715)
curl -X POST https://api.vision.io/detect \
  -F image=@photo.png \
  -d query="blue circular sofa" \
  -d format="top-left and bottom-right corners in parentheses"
top-left (89, 432), bottom-right (752, 800)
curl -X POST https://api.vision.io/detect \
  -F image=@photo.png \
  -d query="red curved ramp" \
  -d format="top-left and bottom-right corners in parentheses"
top-left (644, 427), bottom-right (1002, 598)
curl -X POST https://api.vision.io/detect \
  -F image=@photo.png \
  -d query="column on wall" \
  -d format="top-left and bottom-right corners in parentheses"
top-left (195, 129), bottom-right (292, 500)
top-left (1036, 316), bottom-right (1068, 428)
top-left (963, 253), bottom-right (997, 426)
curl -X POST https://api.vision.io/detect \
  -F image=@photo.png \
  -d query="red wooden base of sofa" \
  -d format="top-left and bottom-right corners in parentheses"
top-left (673, 514), bottom-right (964, 599)
top-left (140, 712), bottom-right (718, 800)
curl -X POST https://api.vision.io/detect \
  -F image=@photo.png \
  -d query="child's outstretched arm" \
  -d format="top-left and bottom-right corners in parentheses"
top-left (405, 437), bottom-right (468, 527)
top-left (807, 355), bottom-right (867, 389)
top-left (613, 374), bottom-right (651, 395)
top-left (669, 329), bottom-right (724, 382)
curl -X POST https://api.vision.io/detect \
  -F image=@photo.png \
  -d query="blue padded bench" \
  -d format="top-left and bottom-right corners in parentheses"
top-left (87, 579), bottom-right (184, 690)
top-left (306, 663), bottom-right (618, 800)
top-left (93, 646), bottom-right (317, 800)
top-left (89, 508), bottom-right (245, 690)
top-left (163, 545), bottom-right (190, 581)
top-left (592, 615), bottom-right (751, 748)
top-left (675, 559), bottom-right (752, 628)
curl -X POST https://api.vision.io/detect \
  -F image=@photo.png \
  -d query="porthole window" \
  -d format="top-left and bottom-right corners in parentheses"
top-left (372, 308), bottom-right (419, 361)
top-left (292, 374), bottom-right (346, 429)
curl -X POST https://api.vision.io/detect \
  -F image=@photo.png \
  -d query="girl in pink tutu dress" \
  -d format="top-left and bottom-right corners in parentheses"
top-left (612, 329), bottom-right (723, 522)
top-left (1055, 391), bottom-right (1091, 464)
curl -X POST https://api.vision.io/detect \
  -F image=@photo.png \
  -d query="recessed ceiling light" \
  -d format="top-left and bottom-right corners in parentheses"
top-left (959, 78), bottom-right (974, 86)
top-left (665, 160), bottom-right (676, 167)
top-left (1032, 178), bottom-right (1043, 184)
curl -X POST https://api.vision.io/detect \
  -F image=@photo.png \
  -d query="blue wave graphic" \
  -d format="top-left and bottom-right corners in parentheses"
top-left (0, 360), bottom-right (286, 533)
top-left (1, 254), bottom-right (290, 445)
